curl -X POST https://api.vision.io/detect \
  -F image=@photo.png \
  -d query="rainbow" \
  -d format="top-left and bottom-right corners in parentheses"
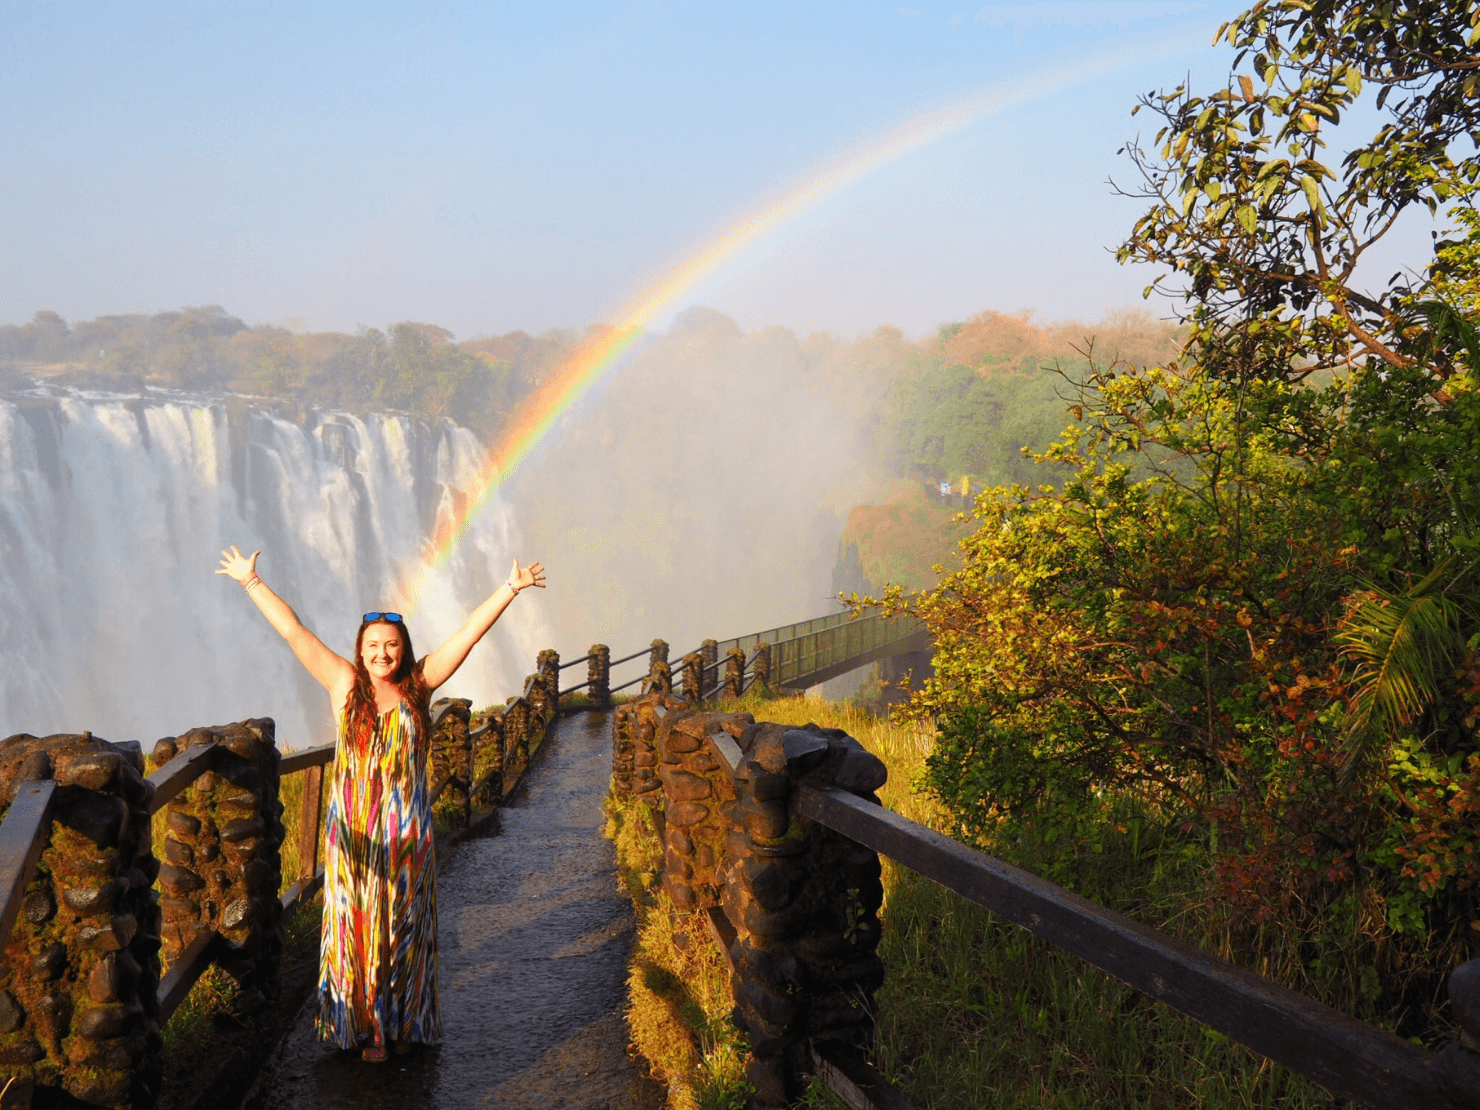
top-left (397, 36), bottom-right (1199, 613)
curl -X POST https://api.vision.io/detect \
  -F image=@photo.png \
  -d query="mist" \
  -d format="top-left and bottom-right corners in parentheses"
top-left (499, 307), bottom-right (885, 684)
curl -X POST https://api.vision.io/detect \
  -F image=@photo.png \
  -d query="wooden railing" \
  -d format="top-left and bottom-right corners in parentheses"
top-left (793, 783), bottom-right (1480, 1110)
top-left (620, 703), bottom-right (1480, 1110)
top-left (0, 607), bottom-right (924, 1107)
top-left (598, 605), bottom-right (930, 706)
top-left (0, 642), bottom-right (579, 1108)
top-left (711, 605), bottom-right (928, 690)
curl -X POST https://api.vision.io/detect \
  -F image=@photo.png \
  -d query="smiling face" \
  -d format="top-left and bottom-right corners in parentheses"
top-left (360, 622), bottom-right (405, 683)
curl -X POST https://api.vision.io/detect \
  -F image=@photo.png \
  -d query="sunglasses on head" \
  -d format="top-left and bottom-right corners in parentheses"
top-left (362, 612), bottom-right (403, 624)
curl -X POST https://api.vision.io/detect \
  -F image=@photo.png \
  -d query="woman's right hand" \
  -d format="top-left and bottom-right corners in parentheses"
top-left (215, 545), bottom-right (260, 585)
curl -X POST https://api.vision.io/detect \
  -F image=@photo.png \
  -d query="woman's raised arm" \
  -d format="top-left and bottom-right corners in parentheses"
top-left (420, 558), bottom-right (545, 691)
top-left (216, 546), bottom-right (356, 701)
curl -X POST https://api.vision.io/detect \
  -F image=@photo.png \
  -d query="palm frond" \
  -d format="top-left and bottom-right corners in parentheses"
top-left (1334, 557), bottom-right (1469, 778)
top-left (1408, 299), bottom-right (1480, 375)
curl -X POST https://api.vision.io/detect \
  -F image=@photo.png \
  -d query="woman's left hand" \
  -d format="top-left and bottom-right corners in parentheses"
top-left (507, 559), bottom-right (546, 594)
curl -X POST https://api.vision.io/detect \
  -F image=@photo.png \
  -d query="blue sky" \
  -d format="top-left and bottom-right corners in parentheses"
top-left (0, 1), bottom-right (1438, 339)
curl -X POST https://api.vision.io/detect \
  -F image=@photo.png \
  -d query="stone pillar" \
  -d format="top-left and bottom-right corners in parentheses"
top-left (750, 644), bottom-right (772, 693)
top-left (505, 697), bottom-right (530, 767)
top-left (0, 732), bottom-right (162, 1110)
top-left (156, 720), bottom-right (285, 1014)
top-left (645, 641), bottom-right (672, 696)
top-left (429, 698), bottom-right (472, 828)
top-left (612, 705), bottom-right (636, 796)
top-left (725, 649), bottom-right (746, 700)
top-left (721, 722), bottom-right (888, 1107)
top-left (645, 659), bottom-right (673, 697)
top-left (701, 639), bottom-right (719, 696)
top-left (588, 644), bottom-right (611, 708)
top-left (537, 650), bottom-right (560, 709)
top-left (681, 654), bottom-right (703, 704)
top-left (472, 712), bottom-right (505, 807)
top-left (629, 693), bottom-right (690, 824)
top-left (527, 673), bottom-right (551, 737)
top-left (655, 711), bottom-right (754, 911)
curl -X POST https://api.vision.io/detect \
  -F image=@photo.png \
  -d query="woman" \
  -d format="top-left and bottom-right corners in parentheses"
top-left (216, 545), bottom-right (545, 1062)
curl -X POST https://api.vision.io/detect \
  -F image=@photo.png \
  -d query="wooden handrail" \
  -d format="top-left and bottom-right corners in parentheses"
top-left (794, 783), bottom-right (1466, 1110)
top-left (157, 929), bottom-right (221, 1024)
top-left (429, 774), bottom-right (470, 807)
top-left (146, 741), bottom-right (225, 815)
top-left (608, 646), bottom-right (650, 668)
top-left (0, 782), bottom-right (57, 953)
top-left (278, 742), bottom-right (335, 776)
top-left (280, 867), bottom-right (325, 917)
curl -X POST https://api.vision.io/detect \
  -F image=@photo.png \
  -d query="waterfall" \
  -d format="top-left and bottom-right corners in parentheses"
top-left (0, 385), bottom-right (547, 751)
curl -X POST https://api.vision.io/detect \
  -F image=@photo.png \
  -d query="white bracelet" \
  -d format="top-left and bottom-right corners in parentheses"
top-left (505, 579), bottom-right (520, 595)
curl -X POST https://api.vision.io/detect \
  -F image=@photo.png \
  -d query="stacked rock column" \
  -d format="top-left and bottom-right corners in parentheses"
top-left (471, 712), bottom-right (505, 807)
top-left (430, 698), bottom-right (473, 828)
top-left (504, 697), bottom-right (530, 768)
top-left (681, 654), bottom-right (704, 704)
top-left (720, 722), bottom-right (888, 1107)
top-left (655, 711), bottom-right (753, 911)
top-left (750, 644), bottom-right (771, 693)
top-left (645, 641), bottom-right (672, 696)
top-left (701, 640), bottom-right (719, 696)
top-left (156, 720), bottom-right (286, 1016)
top-left (611, 705), bottom-right (637, 796)
top-left (725, 649), bottom-right (746, 700)
top-left (538, 650), bottom-right (560, 714)
top-left (628, 693), bottom-right (690, 830)
top-left (0, 733), bottom-right (162, 1110)
top-left (588, 644), bottom-right (611, 708)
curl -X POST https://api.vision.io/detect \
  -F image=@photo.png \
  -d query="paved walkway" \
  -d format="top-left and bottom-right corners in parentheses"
top-left (244, 710), bottom-right (663, 1109)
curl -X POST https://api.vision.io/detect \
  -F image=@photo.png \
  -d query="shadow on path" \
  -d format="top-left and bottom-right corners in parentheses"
top-left (243, 709), bottom-right (663, 1109)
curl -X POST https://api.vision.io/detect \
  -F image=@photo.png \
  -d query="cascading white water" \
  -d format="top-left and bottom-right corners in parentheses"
top-left (0, 385), bottom-right (550, 751)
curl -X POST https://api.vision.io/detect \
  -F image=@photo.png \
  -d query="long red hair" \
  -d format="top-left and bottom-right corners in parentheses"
top-left (342, 617), bottom-right (432, 751)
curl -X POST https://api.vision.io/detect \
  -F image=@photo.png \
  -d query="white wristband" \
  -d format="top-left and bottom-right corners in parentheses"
top-left (505, 579), bottom-right (520, 595)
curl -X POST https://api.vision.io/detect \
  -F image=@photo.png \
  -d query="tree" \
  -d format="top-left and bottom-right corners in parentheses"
top-left (888, 0), bottom-right (1480, 1019)
top-left (1118, 0), bottom-right (1480, 382)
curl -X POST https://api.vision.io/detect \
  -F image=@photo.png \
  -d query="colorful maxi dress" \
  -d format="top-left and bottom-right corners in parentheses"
top-left (315, 700), bottom-right (441, 1048)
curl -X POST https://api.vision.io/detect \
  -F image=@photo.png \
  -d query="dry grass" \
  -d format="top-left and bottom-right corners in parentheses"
top-left (605, 791), bottom-right (751, 1110)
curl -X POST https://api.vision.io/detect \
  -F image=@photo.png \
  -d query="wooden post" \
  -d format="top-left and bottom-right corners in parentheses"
top-left (297, 763), bottom-right (324, 883)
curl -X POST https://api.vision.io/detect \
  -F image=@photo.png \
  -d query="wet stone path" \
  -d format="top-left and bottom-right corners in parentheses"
top-left (244, 709), bottom-right (664, 1109)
